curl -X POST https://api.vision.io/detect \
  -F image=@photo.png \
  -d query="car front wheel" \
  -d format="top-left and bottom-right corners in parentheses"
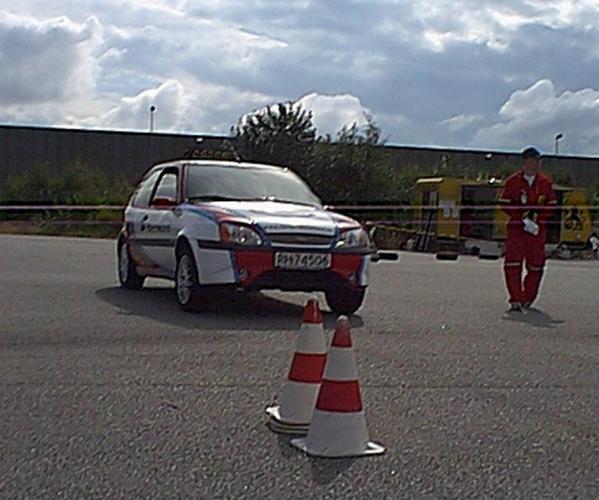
top-left (175, 246), bottom-right (205, 312)
top-left (117, 240), bottom-right (145, 290)
top-left (325, 286), bottom-right (366, 315)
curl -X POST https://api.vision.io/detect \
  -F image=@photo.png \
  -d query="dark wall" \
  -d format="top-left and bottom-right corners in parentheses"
top-left (0, 125), bottom-right (227, 184)
top-left (1, 124), bottom-right (598, 188)
top-left (385, 145), bottom-right (599, 187)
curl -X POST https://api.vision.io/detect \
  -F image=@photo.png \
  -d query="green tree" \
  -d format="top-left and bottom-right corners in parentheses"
top-left (232, 102), bottom-right (318, 179)
top-left (313, 114), bottom-right (398, 203)
top-left (231, 102), bottom-right (428, 205)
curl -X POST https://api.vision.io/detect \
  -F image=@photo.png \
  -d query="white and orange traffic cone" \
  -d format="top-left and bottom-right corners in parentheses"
top-left (291, 316), bottom-right (385, 457)
top-left (266, 298), bottom-right (327, 435)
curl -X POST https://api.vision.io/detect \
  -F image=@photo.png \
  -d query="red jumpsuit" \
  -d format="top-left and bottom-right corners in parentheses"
top-left (498, 171), bottom-right (557, 305)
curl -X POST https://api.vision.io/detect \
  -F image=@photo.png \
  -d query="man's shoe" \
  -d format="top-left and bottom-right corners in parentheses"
top-left (508, 302), bottom-right (523, 312)
top-left (522, 301), bottom-right (533, 309)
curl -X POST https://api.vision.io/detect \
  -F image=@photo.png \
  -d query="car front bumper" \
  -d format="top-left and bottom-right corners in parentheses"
top-left (233, 250), bottom-right (369, 292)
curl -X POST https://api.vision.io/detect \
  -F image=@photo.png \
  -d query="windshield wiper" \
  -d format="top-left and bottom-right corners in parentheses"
top-left (258, 196), bottom-right (320, 207)
top-left (186, 195), bottom-right (245, 202)
top-left (187, 194), bottom-right (320, 207)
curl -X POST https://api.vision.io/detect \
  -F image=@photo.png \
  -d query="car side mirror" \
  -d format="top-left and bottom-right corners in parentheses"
top-left (151, 197), bottom-right (176, 208)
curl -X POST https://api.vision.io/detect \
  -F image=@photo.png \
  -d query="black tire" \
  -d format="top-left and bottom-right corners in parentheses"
top-left (117, 240), bottom-right (145, 290)
top-left (377, 251), bottom-right (400, 261)
top-left (175, 245), bottom-right (205, 312)
top-left (435, 251), bottom-right (459, 261)
top-left (325, 287), bottom-right (366, 315)
top-left (479, 254), bottom-right (500, 260)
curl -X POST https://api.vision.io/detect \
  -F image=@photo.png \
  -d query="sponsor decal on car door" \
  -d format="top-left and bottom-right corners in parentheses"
top-left (140, 170), bottom-right (179, 275)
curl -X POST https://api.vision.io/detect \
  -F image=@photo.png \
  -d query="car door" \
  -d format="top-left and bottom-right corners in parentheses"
top-left (142, 167), bottom-right (181, 276)
top-left (126, 168), bottom-right (163, 271)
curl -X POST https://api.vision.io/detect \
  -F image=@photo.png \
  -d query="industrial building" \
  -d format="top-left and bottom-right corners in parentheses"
top-left (1, 124), bottom-right (598, 187)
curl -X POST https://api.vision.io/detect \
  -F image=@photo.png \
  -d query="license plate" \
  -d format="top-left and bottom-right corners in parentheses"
top-left (274, 252), bottom-right (332, 271)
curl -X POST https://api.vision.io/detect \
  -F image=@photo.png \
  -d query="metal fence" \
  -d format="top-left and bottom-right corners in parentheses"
top-left (1, 204), bottom-right (596, 264)
top-left (2, 205), bottom-right (597, 236)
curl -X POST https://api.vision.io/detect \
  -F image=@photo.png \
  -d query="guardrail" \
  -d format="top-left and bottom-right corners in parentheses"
top-left (1, 204), bottom-right (596, 257)
top-left (2, 203), bottom-right (597, 210)
top-left (0, 205), bottom-right (125, 211)
top-left (1, 204), bottom-right (598, 225)
top-left (0, 205), bottom-right (125, 237)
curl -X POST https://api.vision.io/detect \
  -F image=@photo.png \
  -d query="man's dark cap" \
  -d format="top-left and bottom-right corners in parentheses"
top-left (522, 146), bottom-right (541, 159)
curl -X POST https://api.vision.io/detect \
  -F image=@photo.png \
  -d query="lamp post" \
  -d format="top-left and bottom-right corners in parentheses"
top-left (554, 133), bottom-right (563, 155)
top-left (149, 105), bottom-right (156, 133)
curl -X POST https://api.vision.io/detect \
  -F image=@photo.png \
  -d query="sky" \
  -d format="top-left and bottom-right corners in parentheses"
top-left (1, 0), bottom-right (599, 155)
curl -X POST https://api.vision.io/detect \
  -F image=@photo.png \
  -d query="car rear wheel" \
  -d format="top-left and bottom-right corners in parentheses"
top-left (175, 246), bottom-right (205, 312)
top-left (325, 287), bottom-right (366, 315)
top-left (117, 240), bottom-right (145, 290)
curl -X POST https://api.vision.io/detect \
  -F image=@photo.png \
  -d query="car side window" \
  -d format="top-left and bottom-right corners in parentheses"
top-left (132, 170), bottom-right (161, 208)
top-left (152, 172), bottom-right (178, 203)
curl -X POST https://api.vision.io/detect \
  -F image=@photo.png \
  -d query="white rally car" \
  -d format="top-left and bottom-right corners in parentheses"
top-left (117, 160), bottom-right (372, 314)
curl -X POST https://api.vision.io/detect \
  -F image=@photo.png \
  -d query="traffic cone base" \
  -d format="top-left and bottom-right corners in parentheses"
top-left (291, 410), bottom-right (385, 457)
top-left (291, 438), bottom-right (385, 458)
top-left (266, 406), bottom-right (310, 434)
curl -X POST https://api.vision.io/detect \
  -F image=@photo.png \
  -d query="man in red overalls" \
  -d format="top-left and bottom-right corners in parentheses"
top-left (498, 147), bottom-right (557, 312)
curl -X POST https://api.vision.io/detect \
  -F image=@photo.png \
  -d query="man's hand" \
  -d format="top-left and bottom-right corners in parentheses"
top-left (522, 210), bottom-right (538, 222)
top-left (523, 217), bottom-right (540, 236)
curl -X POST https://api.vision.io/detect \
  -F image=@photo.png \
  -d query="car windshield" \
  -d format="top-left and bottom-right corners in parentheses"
top-left (184, 164), bottom-right (322, 207)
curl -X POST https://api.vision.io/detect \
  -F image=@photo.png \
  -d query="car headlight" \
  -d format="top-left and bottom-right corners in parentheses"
top-left (335, 227), bottom-right (370, 249)
top-left (220, 222), bottom-right (263, 246)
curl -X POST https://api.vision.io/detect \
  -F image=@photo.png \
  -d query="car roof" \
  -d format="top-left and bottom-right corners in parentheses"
top-left (154, 159), bottom-right (289, 172)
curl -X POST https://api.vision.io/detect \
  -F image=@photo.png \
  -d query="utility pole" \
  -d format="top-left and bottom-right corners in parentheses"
top-left (554, 133), bottom-right (563, 155)
top-left (149, 105), bottom-right (156, 133)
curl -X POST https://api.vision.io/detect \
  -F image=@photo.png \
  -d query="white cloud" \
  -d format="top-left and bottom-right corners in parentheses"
top-left (99, 80), bottom-right (184, 131)
top-left (441, 113), bottom-right (485, 133)
top-left (411, 0), bottom-right (599, 52)
top-left (82, 78), bottom-right (274, 134)
top-left (295, 93), bottom-right (370, 137)
top-left (474, 79), bottom-right (599, 155)
top-left (1, 1), bottom-right (599, 154)
top-left (0, 12), bottom-right (100, 104)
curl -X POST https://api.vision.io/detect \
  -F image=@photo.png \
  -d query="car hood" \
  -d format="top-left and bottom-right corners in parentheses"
top-left (200, 201), bottom-right (358, 235)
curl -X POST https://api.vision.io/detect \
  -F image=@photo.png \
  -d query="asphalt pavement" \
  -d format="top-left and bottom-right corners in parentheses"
top-left (1, 234), bottom-right (598, 499)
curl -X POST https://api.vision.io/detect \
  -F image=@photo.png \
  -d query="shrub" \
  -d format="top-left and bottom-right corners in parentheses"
top-left (1, 161), bottom-right (133, 205)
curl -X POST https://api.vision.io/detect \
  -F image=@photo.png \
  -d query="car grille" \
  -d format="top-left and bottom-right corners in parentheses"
top-left (268, 233), bottom-right (334, 247)
top-left (246, 270), bottom-right (355, 292)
